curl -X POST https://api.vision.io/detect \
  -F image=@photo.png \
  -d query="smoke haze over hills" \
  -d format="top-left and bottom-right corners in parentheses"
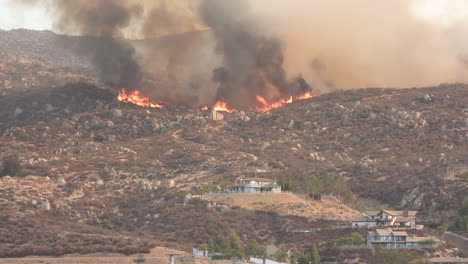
top-left (9, 0), bottom-right (468, 108)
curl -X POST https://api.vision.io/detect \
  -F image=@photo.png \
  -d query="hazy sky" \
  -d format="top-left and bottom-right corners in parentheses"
top-left (0, 0), bottom-right (51, 31)
top-left (0, 0), bottom-right (467, 31)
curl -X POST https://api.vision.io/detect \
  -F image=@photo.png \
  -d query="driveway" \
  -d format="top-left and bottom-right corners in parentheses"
top-left (446, 231), bottom-right (468, 252)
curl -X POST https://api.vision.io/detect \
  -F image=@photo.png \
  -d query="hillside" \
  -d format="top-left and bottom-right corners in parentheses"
top-left (0, 29), bottom-right (467, 257)
top-left (203, 193), bottom-right (359, 220)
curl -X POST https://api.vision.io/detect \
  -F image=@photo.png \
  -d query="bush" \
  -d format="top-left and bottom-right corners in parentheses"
top-left (303, 174), bottom-right (354, 202)
top-left (246, 239), bottom-right (264, 257)
top-left (445, 240), bottom-right (456, 249)
top-left (336, 232), bottom-right (365, 245)
top-left (208, 229), bottom-right (246, 259)
top-left (93, 133), bottom-right (106, 142)
top-left (2, 155), bottom-right (22, 176)
top-left (457, 171), bottom-right (468, 181)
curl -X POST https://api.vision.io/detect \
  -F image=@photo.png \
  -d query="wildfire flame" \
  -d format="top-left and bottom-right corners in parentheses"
top-left (255, 91), bottom-right (314, 111)
top-left (212, 99), bottom-right (236, 113)
top-left (117, 89), bottom-right (164, 108)
top-left (117, 88), bottom-right (315, 112)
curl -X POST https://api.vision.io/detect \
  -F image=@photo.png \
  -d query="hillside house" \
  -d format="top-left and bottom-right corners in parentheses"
top-left (225, 177), bottom-right (281, 193)
top-left (367, 228), bottom-right (438, 248)
top-left (351, 210), bottom-right (417, 228)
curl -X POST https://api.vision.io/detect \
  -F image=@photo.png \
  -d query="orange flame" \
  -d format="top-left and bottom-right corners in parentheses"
top-left (255, 91), bottom-right (314, 111)
top-left (118, 88), bottom-right (315, 112)
top-left (201, 91), bottom-right (315, 112)
top-left (212, 98), bottom-right (236, 113)
top-left (117, 89), bottom-right (164, 108)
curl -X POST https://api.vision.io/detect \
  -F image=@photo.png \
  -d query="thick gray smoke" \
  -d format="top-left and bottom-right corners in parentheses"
top-left (12, 0), bottom-right (468, 108)
top-left (200, 0), bottom-right (310, 109)
top-left (47, 0), bottom-right (144, 90)
top-left (14, 0), bottom-right (311, 109)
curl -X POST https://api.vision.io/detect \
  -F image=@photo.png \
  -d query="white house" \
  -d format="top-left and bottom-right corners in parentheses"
top-left (225, 178), bottom-right (281, 193)
top-left (367, 228), bottom-right (438, 249)
top-left (351, 210), bottom-right (417, 228)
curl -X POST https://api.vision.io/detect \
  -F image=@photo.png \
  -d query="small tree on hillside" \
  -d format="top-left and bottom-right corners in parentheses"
top-left (310, 243), bottom-right (320, 264)
top-left (439, 157), bottom-right (448, 182)
top-left (2, 155), bottom-right (22, 177)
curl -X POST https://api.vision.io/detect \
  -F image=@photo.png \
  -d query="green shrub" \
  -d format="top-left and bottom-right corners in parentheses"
top-left (2, 155), bottom-right (22, 177)
top-left (445, 240), bottom-right (456, 249)
top-left (208, 229), bottom-right (246, 259)
top-left (457, 172), bottom-right (468, 181)
top-left (337, 232), bottom-right (365, 245)
top-left (303, 174), bottom-right (354, 202)
top-left (93, 133), bottom-right (106, 142)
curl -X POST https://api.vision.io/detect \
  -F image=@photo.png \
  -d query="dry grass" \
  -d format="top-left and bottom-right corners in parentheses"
top-left (203, 193), bottom-right (359, 220)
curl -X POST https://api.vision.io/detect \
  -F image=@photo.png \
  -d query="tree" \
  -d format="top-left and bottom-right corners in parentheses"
top-left (350, 232), bottom-right (365, 245)
top-left (439, 157), bottom-right (448, 182)
top-left (209, 230), bottom-right (246, 259)
top-left (2, 155), bottom-right (22, 177)
top-left (246, 240), bottom-right (263, 257)
top-left (227, 229), bottom-right (245, 258)
top-left (277, 178), bottom-right (295, 192)
top-left (337, 232), bottom-right (365, 245)
top-left (310, 243), bottom-right (320, 264)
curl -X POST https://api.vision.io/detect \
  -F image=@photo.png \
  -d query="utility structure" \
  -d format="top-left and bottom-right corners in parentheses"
top-left (166, 249), bottom-right (184, 264)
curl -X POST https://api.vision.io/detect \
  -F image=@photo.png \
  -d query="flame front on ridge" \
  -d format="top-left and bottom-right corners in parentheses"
top-left (117, 89), bottom-right (164, 108)
top-left (117, 89), bottom-right (315, 112)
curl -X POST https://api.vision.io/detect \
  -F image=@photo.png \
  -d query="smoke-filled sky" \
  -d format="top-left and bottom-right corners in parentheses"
top-left (1, 0), bottom-right (468, 109)
top-left (1, 0), bottom-right (467, 32)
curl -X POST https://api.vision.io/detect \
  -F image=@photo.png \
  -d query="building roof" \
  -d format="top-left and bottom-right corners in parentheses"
top-left (351, 216), bottom-right (372, 222)
top-left (372, 228), bottom-right (408, 237)
top-left (429, 257), bottom-right (468, 263)
top-left (364, 210), bottom-right (418, 217)
top-left (365, 211), bottom-right (381, 216)
top-left (382, 210), bottom-right (418, 217)
top-left (242, 177), bottom-right (275, 182)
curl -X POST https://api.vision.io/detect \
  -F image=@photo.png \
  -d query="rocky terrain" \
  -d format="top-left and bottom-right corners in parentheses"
top-left (0, 29), bottom-right (467, 259)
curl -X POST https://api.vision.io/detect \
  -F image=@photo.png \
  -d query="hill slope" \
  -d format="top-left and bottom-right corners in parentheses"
top-left (0, 29), bottom-right (467, 256)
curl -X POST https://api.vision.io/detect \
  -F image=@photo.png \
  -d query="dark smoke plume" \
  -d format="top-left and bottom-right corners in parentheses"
top-left (50, 0), bottom-right (143, 90)
top-left (16, 0), bottom-right (311, 109)
top-left (16, 1), bottom-right (468, 109)
top-left (200, 0), bottom-right (311, 109)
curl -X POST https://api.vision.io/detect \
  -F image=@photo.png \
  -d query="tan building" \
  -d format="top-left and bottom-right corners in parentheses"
top-left (367, 228), bottom-right (438, 248)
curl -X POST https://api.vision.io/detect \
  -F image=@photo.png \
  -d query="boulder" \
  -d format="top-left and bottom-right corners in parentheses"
top-left (110, 108), bottom-right (123, 119)
top-left (57, 177), bottom-right (66, 184)
top-left (37, 199), bottom-right (51, 211)
top-left (167, 179), bottom-right (175, 188)
top-left (14, 108), bottom-right (23, 118)
top-left (44, 104), bottom-right (54, 112)
top-left (216, 205), bottom-right (230, 212)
